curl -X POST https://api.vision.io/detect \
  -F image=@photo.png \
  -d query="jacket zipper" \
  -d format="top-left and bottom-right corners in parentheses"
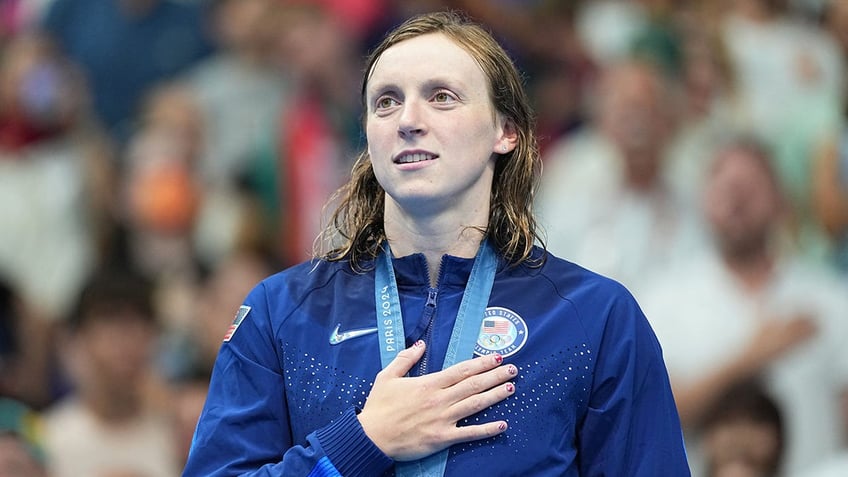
top-left (418, 287), bottom-right (438, 375)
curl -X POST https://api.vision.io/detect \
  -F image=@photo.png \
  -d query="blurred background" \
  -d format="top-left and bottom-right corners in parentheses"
top-left (0, 0), bottom-right (845, 476)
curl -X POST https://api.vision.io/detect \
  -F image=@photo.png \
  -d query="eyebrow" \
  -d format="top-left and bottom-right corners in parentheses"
top-left (366, 82), bottom-right (399, 101)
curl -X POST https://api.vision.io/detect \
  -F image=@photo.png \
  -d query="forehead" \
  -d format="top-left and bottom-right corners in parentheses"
top-left (367, 32), bottom-right (489, 92)
top-left (709, 147), bottom-right (778, 192)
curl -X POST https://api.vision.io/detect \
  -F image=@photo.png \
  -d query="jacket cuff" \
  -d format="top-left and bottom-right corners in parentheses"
top-left (314, 407), bottom-right (394, 477)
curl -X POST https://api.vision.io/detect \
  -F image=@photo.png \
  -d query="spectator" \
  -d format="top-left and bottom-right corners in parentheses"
top-left (114, 83), bottom-right (209, 340)
top-left (719, 0), bottom-right (845, 259)
top-left (640, 137), bottom-right (848, 476)
top-left (41, 0), bottom-right (213, 145)
top-left (182, 0), bottom-right (290, 187)
top-left (0, 30), bottom-right (113, 321)
top-left (701, 380), bottom-right (785, 477)
top-left (42, 268), bottom-right (179, 477)
top-left (664, 2), bottom-right (744, 210)
top-left (119, 82), bottom-right (205, 277)
top-left (157, 249), bottom-right (274, 382)
top-left (537, 58), bottom-right (703, 296)
top-left (178, 0), bottom-right (295, 268)
top-left (262, 1), bottom-right (361, 265)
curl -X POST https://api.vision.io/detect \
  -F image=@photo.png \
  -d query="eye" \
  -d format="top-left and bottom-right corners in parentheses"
top-left (431, 90), bottom-right (458, 104)
top-left (375, 95), bottom-right (399, 110)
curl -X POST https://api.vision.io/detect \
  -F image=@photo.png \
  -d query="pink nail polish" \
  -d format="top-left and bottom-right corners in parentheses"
top-left (506, 383), bottom-right (514, 393)
top-left (493, 354), bottom-right (503, 364)
top-left (498, 422), bottom-right (507, 431)
top-left (508, 365), bottom-right (517, 375)
top-left (414, 340), bottom-right (424, 348)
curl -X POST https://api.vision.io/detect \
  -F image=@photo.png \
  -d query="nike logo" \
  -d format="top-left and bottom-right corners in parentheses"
top-left (329, 324), bottom-right (379, 345)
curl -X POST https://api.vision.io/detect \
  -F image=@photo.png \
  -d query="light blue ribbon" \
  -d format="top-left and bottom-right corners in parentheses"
top-left (374, 240), bottom-right (498, 477)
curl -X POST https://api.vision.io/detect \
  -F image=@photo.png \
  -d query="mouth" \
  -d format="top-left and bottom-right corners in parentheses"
top-left (393, 151), bottom-right (438, 164)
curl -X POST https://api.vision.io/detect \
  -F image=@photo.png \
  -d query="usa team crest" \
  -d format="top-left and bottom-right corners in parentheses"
top-left (474, 306), bottom-right (528, 357)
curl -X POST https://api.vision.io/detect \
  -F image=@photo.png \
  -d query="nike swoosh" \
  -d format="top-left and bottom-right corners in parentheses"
top-left (329, 324), bottom-right (379, 345)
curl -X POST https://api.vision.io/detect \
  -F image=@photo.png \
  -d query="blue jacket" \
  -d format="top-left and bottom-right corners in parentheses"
top-left (183, 248), bottom-right (690, 476)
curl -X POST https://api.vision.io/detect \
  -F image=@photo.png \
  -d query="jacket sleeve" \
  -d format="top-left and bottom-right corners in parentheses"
top-left (182, 282), bottom-right (393, 477)
top-left (577, 285), bottom-right (691, 476)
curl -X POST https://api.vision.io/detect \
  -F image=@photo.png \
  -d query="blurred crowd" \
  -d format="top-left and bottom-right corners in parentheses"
top-left (0, 0), bottom-right (846, 476)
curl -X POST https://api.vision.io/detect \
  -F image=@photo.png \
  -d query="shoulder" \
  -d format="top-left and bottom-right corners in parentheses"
top-left (517, 248), bottom-right (642, 327)
top-left (773, 257), bottom-right (848, 321)
top-left (218, 259), bottom-right (367, 356)
top-left (534, 248), bottom-right (633, 299)
top-left (778, 257), bottom-right (846, 291)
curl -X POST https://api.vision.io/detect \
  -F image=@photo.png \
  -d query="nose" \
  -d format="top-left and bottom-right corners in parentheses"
top-left (397, 100), bottom-right (426, 138)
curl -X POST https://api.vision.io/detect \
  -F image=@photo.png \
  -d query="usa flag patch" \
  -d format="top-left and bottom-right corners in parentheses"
top-left (223, 305), bottom-right (251, 342)
top-left (483, 319), bottom-right (510, 335)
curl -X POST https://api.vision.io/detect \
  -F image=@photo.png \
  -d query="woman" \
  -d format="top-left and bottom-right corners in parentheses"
top-left (183, 11), bottom-right (689, 476)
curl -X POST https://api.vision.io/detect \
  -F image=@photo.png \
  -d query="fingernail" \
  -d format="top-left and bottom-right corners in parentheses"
top-left (506, 383), bottom-right (514, 393)
top-left (498, 422), bottom-right (507, 431)
top-left (414, 340), bottom-right (424, 348)
top-left (493, 354), bottom-right (503, 364)
top-left (508, 365), bottom-right (517, 376)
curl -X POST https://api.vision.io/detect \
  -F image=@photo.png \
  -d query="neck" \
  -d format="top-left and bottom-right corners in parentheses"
top-left (722, 246), bottom-right (774, 293)
top-left (83, 385), bottom-right (143, 423)
top-left (622, 152), bottom-right (662, 192)
top-left (384, 200), bottom-right (488, 286)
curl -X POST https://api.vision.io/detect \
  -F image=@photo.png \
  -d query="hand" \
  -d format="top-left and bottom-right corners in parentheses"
top-left (357, 340), bottom-right (517, 461)
top-left (742, 313), bottom-right (817, 373)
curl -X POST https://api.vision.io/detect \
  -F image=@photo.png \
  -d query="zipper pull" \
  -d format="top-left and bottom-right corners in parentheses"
top-left (425, 288), bottom-right (438, 308)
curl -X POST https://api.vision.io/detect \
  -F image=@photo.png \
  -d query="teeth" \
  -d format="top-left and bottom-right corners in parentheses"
top-left (396, 153), bottom-right (435, 164)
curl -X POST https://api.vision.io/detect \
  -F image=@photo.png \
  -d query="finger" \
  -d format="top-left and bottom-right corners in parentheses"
top-left (448, 380), bottom-right (516, 422)
top-left (432, 353), bottom-right (504, 388)
top-left (443, 420), bottom-right (509, 448)
top-left (443, 363), bottom-right (518, 402)
top-left (379, 340), bottom-right (426, 379)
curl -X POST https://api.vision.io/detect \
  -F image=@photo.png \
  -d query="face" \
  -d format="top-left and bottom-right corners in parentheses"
top-left (598, 63), bottom-right (669, 161)
top-left (365, 33), bottom-right (511, 218)
top-left (704, 148), bottom-right (781, 256)
top-left (277, 6), bottom-right (348, 80)
top-left (77, 311), bottom-right (156, 391)
top-left (704, 418), bottom-right (781, 477)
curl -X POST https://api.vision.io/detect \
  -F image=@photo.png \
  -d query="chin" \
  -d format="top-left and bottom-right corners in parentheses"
top-left (388, 190), bottom-right (448, 212)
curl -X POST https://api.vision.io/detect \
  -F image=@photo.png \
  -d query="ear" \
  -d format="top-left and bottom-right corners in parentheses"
top-left (493, 118), bottom-right (518, 155)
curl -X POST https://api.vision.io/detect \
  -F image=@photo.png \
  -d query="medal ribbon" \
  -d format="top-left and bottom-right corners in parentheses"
top-left (374, 239), bottom-right (498, 477)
